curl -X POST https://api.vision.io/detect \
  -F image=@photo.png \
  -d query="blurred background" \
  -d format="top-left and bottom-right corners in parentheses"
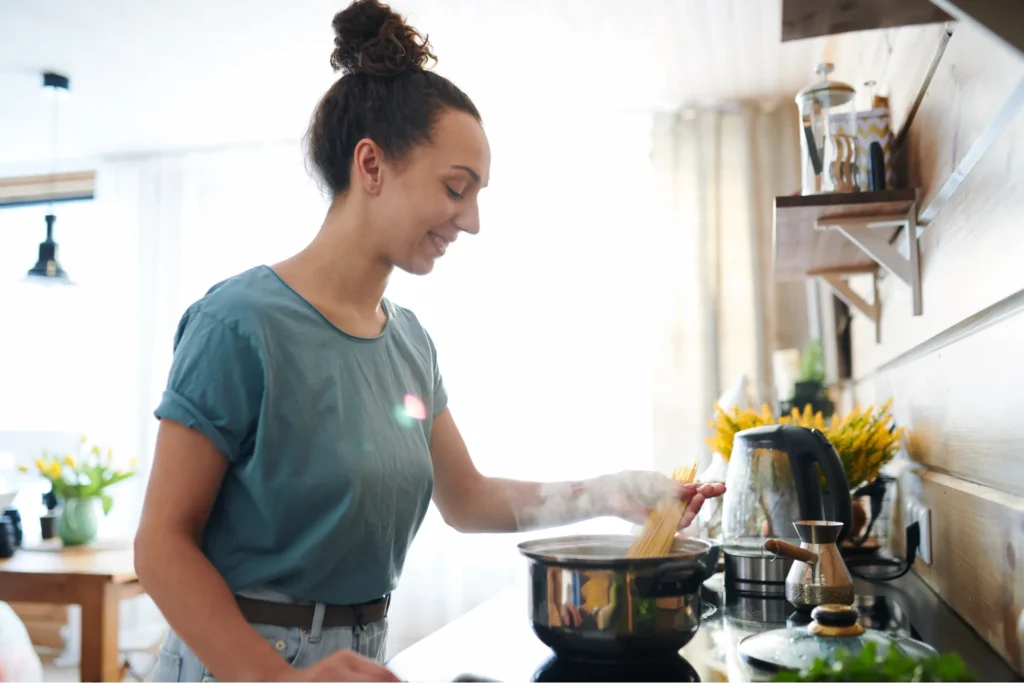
top-left (7, 0), bottom-right (1017, 680)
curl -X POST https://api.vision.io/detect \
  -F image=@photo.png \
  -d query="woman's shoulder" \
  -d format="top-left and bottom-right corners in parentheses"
top-left (383, 299), bottom-right (439, 361)
top-left (175, 266), bottom-right (290, 345)
top-left (384, 299), bottom-right (431, 340)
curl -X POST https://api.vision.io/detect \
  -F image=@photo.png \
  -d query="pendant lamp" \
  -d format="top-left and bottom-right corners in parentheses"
top-left (26, 71), bottom-right (72, 285)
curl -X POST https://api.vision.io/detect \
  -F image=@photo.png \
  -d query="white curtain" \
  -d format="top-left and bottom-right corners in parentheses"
top-left (648, 104), bottom-right (803, 475)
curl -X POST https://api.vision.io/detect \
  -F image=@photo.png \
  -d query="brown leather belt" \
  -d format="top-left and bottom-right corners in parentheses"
top-left (236, 594), bottom-right (391, 629)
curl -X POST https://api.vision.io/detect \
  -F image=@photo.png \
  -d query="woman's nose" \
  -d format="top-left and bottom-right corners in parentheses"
top-left (456, 203), bottom-right (480, 235)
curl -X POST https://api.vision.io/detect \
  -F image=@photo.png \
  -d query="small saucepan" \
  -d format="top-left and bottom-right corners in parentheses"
top-left (517, 534), bottom-right (720, 659)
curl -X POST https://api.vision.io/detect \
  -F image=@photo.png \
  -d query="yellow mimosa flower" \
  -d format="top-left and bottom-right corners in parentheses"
top-left (706, 402), bottom-right (777, 462)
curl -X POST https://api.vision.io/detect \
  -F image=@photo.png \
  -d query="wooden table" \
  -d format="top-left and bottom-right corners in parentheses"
top-left (0, 541), bottom-right (144, 682)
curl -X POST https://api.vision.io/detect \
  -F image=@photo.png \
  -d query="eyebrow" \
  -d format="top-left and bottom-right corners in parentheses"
top-left (451, 164), bottom-right (484, 186)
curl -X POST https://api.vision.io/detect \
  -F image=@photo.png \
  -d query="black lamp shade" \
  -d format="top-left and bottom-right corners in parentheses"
top-left (27, 214), bottom-right (70, 281)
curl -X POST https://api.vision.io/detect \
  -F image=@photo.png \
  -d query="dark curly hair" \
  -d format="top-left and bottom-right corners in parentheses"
top-left (307, 0), bottom-right (481, 197)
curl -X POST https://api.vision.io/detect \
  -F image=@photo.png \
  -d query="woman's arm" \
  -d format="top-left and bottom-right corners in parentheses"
top-left (135, 420), bottom-right (296, 682)
top-left (429, 408), bottom-right (724, 533)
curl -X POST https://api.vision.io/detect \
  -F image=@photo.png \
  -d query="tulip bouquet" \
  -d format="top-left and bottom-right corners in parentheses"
top-left (23, 437), bottom-right (136, 515)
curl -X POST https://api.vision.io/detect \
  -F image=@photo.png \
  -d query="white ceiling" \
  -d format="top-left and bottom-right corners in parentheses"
top-left (0, 0), bottom-right (827, 168)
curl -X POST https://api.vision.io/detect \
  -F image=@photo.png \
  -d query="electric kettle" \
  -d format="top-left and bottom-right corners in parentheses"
top-left (721, 425), bottom-right (852, 598)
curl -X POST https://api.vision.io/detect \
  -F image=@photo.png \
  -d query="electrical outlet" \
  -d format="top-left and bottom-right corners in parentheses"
top-left (905, 499), bottom-right (932, 564)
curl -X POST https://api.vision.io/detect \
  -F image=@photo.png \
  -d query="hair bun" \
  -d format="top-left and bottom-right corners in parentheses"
top-left (330, 0), bottom-right (436, 77)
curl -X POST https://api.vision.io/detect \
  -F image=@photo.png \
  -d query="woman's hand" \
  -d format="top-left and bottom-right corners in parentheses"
top-left (592, 471), bottom-right (726, 528)
top-left (282, 649), bottom-right (400, 682)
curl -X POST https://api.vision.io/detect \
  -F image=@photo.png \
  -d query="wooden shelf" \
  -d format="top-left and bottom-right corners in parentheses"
top-left (774, 189), bottom-right (923, 340)
top-left (781, 0), bottom-right (951, 42)
top-left (774, 189), bottom-right (917, 282)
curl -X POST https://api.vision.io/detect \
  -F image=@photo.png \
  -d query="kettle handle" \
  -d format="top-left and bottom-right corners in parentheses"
top-left (784, 426), bottom-right (853, 543)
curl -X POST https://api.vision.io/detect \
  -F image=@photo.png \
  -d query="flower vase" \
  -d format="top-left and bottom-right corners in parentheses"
top-left (57, 497), bottom-right (100, 546)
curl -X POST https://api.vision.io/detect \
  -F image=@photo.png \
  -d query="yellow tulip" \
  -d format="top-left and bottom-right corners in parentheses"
top-left (80, 435), bottom-right (88, 444)
top-left (49, 461), bottom-right (62, 479)
top-left (64, 454), bottom-right (77, 470)
top-left (35, 457), bottom-right (47, 473)
top-left (17, 465), bottom-right (28, 473)
top-left (128, 457), bottom-right (138, 469)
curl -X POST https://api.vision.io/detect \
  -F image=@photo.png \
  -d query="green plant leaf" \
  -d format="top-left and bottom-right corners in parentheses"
top-left (101, 493), bottom-right (113, 516)
top-left (798, 339), bottom-right (826, 383)
top-left (769, 644), bottom-right (977, 682)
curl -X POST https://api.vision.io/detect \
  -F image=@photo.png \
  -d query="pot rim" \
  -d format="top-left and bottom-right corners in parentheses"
top-left (517, 533), bottom-right (717, 568)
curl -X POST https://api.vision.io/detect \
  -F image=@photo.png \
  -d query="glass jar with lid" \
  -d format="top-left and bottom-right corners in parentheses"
top-left (796, 63), bottom-right (858, 195)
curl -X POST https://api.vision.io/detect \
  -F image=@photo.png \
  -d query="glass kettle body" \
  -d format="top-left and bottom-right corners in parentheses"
top-left (721, 425), bottom-right (853, 564)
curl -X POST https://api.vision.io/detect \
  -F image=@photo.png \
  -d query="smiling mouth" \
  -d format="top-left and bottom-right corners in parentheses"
top-left (429, 231), bottom-right (453, 256)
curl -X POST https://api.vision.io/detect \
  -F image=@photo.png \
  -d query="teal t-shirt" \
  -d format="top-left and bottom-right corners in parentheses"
top-left (154, 265), bottom-right (445, 605)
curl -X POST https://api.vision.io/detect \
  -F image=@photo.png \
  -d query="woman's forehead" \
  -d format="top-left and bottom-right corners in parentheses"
top-left (426, 110), bottom-right (490, 183)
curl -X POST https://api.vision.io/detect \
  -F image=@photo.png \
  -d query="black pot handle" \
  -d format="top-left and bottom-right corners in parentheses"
top-left (639, 544), bottom-right (720, 597)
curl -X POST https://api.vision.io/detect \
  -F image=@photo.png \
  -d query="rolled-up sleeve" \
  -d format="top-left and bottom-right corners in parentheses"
top-left (154, 310), bottom-right (264, 462)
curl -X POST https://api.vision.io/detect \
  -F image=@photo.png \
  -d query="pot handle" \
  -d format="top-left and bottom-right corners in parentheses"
top-left (763, 538), bottom-right (818, 564)
top-left (645, 544), bottom-right (720, 594)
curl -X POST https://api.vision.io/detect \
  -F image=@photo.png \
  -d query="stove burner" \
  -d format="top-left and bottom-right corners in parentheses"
top-left (531, 653), bottom-right (700, 682)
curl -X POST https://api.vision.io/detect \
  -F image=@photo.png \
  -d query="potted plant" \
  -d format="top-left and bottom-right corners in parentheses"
top-left (788, 339), bottom-right (835, 418)
top-left (25, 437), bottom-right (136, 546)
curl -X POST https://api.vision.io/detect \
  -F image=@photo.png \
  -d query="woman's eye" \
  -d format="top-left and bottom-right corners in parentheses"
top-left (446, 186), bottom-right (464, 200)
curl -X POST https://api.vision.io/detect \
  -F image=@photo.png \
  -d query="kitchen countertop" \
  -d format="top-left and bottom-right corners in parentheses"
top-left (387, 570), bottom-right (1020, 682)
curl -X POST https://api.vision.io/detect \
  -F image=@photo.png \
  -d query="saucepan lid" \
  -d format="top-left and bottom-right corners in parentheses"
top-left (739, 604), bottom-right (938, 673)
top-left (517, 534), bottom-right (715, 566)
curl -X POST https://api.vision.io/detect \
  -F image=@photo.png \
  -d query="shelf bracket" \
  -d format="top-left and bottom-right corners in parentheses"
top-left (815, 202), bottom-right (922, 316)
top-left (820, 272), bottom-right (882, 344)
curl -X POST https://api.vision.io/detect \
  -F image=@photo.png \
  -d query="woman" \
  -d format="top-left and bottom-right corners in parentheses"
top-left (135, 1), bottom-right (726, 681)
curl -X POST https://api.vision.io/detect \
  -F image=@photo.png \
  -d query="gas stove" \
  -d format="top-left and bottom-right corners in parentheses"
top-left (387, 570), bottom-right (1019, 682)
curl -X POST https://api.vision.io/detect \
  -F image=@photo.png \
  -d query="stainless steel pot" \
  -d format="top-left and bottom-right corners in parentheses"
top-left (517, 534), bottom-right (720, 659)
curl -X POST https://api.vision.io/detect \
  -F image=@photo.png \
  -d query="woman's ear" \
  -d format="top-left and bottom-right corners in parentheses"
top-left (352, 138), bottom-right (385, 196)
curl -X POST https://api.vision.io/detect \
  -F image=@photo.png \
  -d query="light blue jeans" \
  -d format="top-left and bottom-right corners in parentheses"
top-left (152, 614), bottom-right (388, 682)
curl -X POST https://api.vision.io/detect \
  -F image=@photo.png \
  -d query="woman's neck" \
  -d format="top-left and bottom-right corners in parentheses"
top-left (277, 202), bottom-right (391, 318)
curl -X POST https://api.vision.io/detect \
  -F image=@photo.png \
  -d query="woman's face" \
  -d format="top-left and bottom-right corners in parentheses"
top-left (368, 109), bottom-right (491, 275)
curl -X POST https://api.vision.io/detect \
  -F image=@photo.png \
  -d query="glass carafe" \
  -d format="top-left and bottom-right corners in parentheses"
top-left (796, 63), bottom-right (858, 195)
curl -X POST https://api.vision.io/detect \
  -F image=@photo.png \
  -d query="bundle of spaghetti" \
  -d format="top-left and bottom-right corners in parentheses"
top-left (626, 457), bottom-right (700, 559)
top-left (626, 497), bottom-right (685, 558)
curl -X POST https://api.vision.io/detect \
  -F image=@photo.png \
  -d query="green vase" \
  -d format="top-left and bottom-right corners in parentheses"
top-left (57, 497), bottom-right (100, 546)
